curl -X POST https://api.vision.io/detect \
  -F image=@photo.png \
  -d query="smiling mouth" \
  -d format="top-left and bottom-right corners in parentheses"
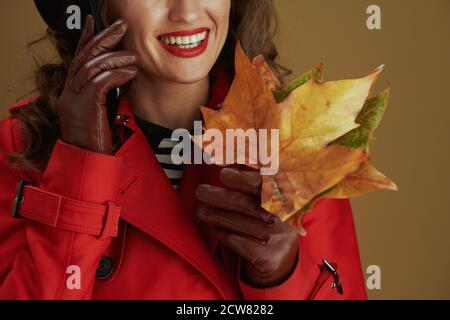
top-left (158, 28), bottom-right (209, 49)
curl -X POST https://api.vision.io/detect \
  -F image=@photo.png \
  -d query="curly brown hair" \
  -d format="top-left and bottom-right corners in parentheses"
top-left (7, 0), bottom-right (291, 175)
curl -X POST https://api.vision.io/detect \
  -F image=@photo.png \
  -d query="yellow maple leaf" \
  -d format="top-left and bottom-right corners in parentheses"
top-left (325, 162), bottom-right (398, 199)
top-left (197, 43), bottom-right (396, 234)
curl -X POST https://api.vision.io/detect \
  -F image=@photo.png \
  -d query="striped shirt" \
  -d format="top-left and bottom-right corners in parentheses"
top-left (135, 116), bottom-right (187, 190)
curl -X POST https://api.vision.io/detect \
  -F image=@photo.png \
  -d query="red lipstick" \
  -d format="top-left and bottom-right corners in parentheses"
top-left (158, 28), bottom-right (210, 58)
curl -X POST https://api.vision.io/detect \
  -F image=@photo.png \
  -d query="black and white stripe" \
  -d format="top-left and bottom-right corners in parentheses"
top-left (155, 138), bottom-right (185, 190)
top-left (135, 116), bottom-right (186, 190)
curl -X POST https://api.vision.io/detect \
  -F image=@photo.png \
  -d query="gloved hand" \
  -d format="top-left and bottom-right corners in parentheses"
top-left (196, 167), bottom-right (300, 288)
top-left (57, 16), bottom-right (138, 155)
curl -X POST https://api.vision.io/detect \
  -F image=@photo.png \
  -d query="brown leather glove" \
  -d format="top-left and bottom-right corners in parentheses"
top-left (57, 16), bottom-right (138, 155)
top-left (196, 167), bottom-right (300, 288)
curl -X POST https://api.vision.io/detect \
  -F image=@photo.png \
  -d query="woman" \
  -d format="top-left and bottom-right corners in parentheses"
top-left (0, 0), bottom-right (367, 299)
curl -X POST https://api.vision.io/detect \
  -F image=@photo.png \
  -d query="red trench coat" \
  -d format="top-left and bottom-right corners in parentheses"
top-left (0, 68), bottom-right (368, 300)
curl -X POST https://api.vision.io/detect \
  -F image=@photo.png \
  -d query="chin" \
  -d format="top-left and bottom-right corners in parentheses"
top-left (165, 63), bottom-right (213, 84)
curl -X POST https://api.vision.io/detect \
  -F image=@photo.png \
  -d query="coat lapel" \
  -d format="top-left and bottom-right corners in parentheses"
top-left (113, 67), bottom-right (237, 299)
top-left (178, 157), bottom-right (224, 255)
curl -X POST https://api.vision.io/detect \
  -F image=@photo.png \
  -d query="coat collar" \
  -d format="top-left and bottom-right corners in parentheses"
top-left (113, 67), bottom-right (238, 299)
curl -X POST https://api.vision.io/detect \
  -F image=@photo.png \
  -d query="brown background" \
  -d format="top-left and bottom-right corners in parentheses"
top-left (1, 0), bottom-right (449, 299)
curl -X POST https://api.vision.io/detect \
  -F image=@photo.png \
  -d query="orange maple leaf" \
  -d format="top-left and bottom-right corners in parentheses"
top-left (197, 43), bottom-right (396, 235)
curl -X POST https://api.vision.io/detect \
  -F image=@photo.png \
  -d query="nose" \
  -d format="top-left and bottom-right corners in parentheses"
top-left (168, 0), bottom-right (201, 23)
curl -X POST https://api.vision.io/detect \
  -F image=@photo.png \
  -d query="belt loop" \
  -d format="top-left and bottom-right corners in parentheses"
top-left (99, 201), bottom-right (120, 241)
top-left (51, 196), bottom-right (63, 227)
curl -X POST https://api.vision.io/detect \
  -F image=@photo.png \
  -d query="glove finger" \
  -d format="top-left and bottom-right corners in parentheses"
top-left (196, 184), bottom-right (275, 224)
top-left (211, 227), bottom-right (263, 264)
top-left (197, 206), bottom-right (273, 242)
top-left (219, 167), bottom-right (262, 196)
top-left (90, 66), bottom-right (138, 105)
top-left (73, 51), bottom-right (137, 92)
top-left (74, 15), bottom-right (95, 56)
top-left (70, 19), bottom-right (128, 78)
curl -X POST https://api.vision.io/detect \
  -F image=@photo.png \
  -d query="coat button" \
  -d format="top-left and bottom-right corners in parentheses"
top-left (96, 256), bottom-right (114, 280)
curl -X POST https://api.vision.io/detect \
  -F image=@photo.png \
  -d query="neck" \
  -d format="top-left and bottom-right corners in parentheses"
top-left (128, 73), bottom-right (210, 131)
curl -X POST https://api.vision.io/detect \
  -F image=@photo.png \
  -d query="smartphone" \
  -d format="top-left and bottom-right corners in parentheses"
top-left (87, 0), bottom-right (121, 129)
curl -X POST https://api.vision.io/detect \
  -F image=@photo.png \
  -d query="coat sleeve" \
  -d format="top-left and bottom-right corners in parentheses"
top-left (0, 116), bottom-right (123, 300)
top-left (238, 198), bottom-right (368, 300)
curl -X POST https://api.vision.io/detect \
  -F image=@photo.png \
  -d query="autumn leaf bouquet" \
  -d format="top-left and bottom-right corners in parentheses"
top-left (196, 43), bottom-right (397, 235)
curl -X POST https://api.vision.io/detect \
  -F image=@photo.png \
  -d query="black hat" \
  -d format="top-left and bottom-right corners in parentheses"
top-left (34, 0), bottom-right (100, 33)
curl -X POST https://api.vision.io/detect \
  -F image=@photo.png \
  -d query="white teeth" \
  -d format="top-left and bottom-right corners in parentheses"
top-left (160, 30), bottom-right (208, 49)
